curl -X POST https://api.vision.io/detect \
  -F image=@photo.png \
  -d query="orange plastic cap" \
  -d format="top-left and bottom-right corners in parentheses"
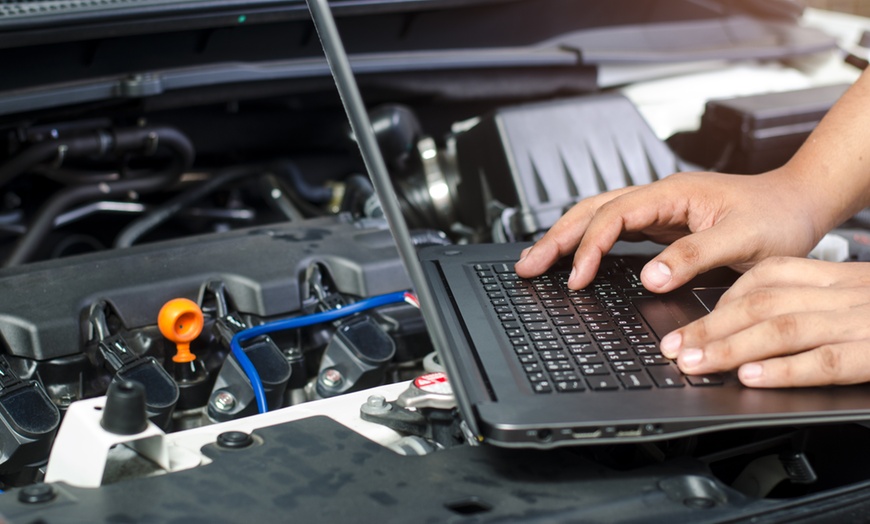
top-left (158, 298), bottom-right (204, 363)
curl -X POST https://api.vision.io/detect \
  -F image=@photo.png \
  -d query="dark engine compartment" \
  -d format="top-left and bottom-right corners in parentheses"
top-left (1, 1), bottom-right (870, 520)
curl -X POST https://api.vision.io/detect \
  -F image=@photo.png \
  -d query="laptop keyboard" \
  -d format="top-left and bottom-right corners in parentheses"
top-left (476, 258), bottom-right (724, 393)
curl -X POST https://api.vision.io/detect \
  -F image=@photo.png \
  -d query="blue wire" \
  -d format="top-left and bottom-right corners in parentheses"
top-left (230, 290), bottom-right (409, 414)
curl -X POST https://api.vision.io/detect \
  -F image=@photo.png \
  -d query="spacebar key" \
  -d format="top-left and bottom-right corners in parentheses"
top-left (647, 364), bottom-right (685, 388)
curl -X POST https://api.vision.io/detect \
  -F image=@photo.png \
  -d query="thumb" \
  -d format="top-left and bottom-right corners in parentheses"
top-left (641, 225), bottom-right (745, 293)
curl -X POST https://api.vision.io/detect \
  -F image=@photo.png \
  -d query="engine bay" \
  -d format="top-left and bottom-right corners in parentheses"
top-left (2, 0), bottom-right (870, 520)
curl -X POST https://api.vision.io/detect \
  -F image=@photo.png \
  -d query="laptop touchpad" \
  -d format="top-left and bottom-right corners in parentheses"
top-left (633, 287), bottom-right (728, 340)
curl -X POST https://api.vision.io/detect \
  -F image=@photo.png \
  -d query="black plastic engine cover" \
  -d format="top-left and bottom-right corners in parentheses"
top-left (0, 216), bottom-right (410, 361)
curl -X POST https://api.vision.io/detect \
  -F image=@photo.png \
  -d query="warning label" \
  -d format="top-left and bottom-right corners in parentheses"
top-left (414, 372), bottom-right (452, 394)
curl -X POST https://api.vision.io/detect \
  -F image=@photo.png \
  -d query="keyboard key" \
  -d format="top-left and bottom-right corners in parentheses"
top-left (516, 304), bottom-right (543, 314)
top-left (587, 321), bottom-right (617, 332)
top-left (539, 350), bottom-right (567, 361)
top-left (507, 288), bottom-right (533, 297)
top-left (547, 307), bottom-right (575, 317)
top-left (505, 328), bottom-right (523, 338)
top-left (647, 365), bottom-right (685, 388)
top-left (611, 359), bottom-right (642, 372)
top-left (518, 313), bottom-right (545, 323)
top-left (627, 333), bottom-right (654, 345)
top-left (587, 376), bottom-right (620, 391)
top-left (545, 360), bottom-right (574, 372)
top-left (518, 354), bottom-right (537, 364)
top-left (533, 381), bottom-right (553, 393)
top-left (599, 340), bottom-right (629, 352)
top-left (514, 345), bottom-right (532, 355)
top-left (620, 324), bottom-right (646, 336)
top-left (525, 322), bottom-right (551, 331)
top-left (551, 370), bottom-right (580, 381)
top-left (512, 297), bottom-right (536, 305)
top-left (617, 372), bottom-right (653, 389)
top-left (502, 321), bottom-right (520, 330)
top-left (580, 363), bottom-right (610, 375)
top-left (510, 337), bottom-right (529, 347)
top-left (568, 344), bottom-right (598, 355)
top-left (563, 334), bottom-right (592, 345)
top-left (523, 362), bottom-right (542, 373)
top-left (492, 263), bottom-right (514, 273)
top-left (686, 374), bottom-right (724, 387)
top-left (527, 372), bottom-right (547, 382)
top-left (575, 355), bottom-right (605, 365)
top-left (553, 316), bottom-right (581, 326)
top-left (557, 325), bottom-right (585, 335)
top-left (556, 380), bottom-right (586, 392)
top-left (534, 340), bottom-right (561, 351)
top-left (593, 331), bottom-right (621, 342)
top-left (605, 350), bottom-right (632, 361)
top-left (633, 344), bottom-right (660, 355)
top-left (641, 354), bottom-right (669, 366)
top-left (530, 332), bottom-right (557, 342)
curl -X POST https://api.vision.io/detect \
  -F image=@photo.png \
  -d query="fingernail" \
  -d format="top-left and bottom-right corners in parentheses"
top-left (680, 348), bottom-right (703, 367)
top-left (643, 261), bottom-right (672, 289)
top-left (660, 332), bottom-right (681, 358)
top-left (739, 363), bottom-right (763, 381)
top-left (518, 247), bottom-right (532, 264)
top-left (568, 267), bottom-right (577, 287)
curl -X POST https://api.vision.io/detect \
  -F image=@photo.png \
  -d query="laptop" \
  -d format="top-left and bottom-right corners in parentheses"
top-left (305, 0), bottom-right (870, 448)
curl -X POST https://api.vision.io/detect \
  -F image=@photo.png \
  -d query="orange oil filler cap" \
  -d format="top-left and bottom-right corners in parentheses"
top-left (158, 298), bottom-right (204, 363)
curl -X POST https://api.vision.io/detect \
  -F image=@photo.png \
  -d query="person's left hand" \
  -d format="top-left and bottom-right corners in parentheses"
top-left (659, 256), bottom-right (870, 387)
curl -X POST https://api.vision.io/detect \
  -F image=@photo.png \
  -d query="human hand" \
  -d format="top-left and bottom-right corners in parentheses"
top-left (514, 170), bottom-right (826, 292)
top-left (660, 257), bottom-right (870, 387)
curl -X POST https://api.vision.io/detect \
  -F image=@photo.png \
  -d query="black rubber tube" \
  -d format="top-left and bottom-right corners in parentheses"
top-left (3, 127), bottom-right (194, 266)
top-left (113, 164), bottom-right (266, 248)
top-left (270, 160), bottom-right (333, 204)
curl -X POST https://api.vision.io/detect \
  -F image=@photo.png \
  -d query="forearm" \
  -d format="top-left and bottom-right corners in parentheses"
top-left (770, 69), bottom-right (870, 238)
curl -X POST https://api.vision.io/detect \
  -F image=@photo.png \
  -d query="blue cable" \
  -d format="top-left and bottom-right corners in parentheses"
top-left (230, 290), bottom-right (410, 414)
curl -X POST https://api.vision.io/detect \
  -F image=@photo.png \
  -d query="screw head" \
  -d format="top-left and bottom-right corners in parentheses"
top-left (320, 368), bottom-right (343, 388)
top-left (212, 391), bottom-right (237, 412)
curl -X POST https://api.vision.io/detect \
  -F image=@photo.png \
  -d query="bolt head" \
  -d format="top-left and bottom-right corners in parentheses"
top-left (213, 391), bottom-right (237, 412)
top-left (320, 368), bottom-right (343, 388)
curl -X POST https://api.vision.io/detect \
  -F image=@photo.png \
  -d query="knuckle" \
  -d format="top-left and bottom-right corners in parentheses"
top-left (672, 238), bottom-right (703, 267)
top-left (815, 345), bottom-right (842, 380)
top-left (744, 289), bottom-right (775, 320)
top-left (707, 340), bottom-right (734, 367)
top-left (770, 313), bottom-right (799, 341)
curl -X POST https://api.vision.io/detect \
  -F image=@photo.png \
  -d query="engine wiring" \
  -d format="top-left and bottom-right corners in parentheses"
top-left (230, 290), bottom-right (419, 414)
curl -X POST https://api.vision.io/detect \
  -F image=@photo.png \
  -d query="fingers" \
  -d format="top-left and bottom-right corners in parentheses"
top-left (717, 257), bottom-right (860, 307)
top-left (739, 342), bottom-right (870, 387)
top-left (515, 187), bottom-right (637, 278)
top-left (663, 286), bottom-right (869, 358)
top-left (655, 265), bottom-right (870, 388)
top-left (673, 309), bottom-right (860, 376)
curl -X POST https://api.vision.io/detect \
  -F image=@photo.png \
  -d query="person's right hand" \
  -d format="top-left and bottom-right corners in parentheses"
top-left (514, 169), bottom-right (828, 292)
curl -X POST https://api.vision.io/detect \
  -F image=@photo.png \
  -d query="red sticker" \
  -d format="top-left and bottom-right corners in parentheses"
top-left (414, 372), bottom-right (451, 393)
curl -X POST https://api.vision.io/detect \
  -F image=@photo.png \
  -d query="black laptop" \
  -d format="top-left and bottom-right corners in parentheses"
top-left (306, 0), bottom-right (870, 449)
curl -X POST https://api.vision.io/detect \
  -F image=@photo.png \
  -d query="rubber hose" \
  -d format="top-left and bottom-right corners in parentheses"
top-left (3, 127), bottom-right (194, 266)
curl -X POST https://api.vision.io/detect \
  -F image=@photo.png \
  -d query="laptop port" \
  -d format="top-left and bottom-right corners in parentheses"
top-left (536, 429), bottom-right (553, 442)
top-left (616, 426), bottom-right (642, 438)
top-left (571, 428), bottom-right (603, 439)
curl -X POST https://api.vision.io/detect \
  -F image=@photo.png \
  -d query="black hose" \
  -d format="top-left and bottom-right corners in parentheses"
top-left (114, 164), bottom-right (266, 248)
top-left (270, 160), bottom-right (333, 204)
top-left (0, 128), bottom-right (118, 189)
top-left (340, 174), bottom-right (375, 216)
top-left (3, 127), bottom-right (194, 266)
